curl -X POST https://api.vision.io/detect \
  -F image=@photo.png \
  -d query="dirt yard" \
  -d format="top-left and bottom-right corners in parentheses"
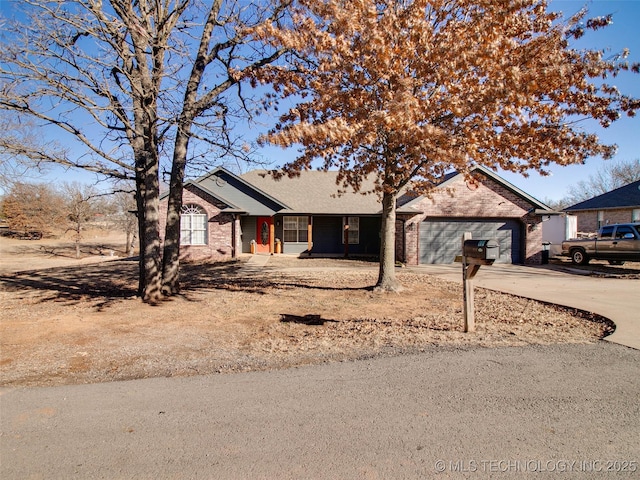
top-left (0, 234), bottom-right (615, 388)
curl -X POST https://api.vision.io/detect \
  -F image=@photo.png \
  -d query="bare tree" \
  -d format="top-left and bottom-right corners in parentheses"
top-left (254, 0), bottom-right (639, 290)
top-left (564, 159), bottom-right (640, 206)
top-left (541, 197), bottom-right (567, 212)
top-left (62, 182), bottom-right (101, 258)
top-left (0, 0), bottom-right (288, 302)
top-left (107, 188), bottom-right (138, 256)
top-left (0, 112), bottom-right (66, 192)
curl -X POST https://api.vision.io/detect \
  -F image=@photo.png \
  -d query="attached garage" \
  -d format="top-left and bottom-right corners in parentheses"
top-left (419, 218), bottom-right (523, 264)
top-left (165, 165), bottom-right (549, 265)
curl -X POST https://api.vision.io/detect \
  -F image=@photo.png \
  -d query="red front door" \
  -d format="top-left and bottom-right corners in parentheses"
top-left (256, 217), bottom-right (273, 253)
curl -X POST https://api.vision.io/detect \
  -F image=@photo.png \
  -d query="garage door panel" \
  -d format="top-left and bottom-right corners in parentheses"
top-left (420, 219), bottom-right (521, 264)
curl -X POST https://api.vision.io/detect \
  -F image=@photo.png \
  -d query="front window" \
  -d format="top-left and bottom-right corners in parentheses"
top-left (180, 204), bottom-right (207, 245)
top-left (342, 217), bottom-right (360, 244)
top-left (615, 225), bottom-right (636, 239)
top-left (283, 216), bottom-right (308, 243)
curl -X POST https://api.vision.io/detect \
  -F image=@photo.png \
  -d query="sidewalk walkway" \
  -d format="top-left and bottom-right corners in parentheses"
top-left (240, 254), bottom-right (271, 272)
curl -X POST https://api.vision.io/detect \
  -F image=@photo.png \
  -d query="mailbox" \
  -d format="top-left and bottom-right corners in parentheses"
top-left (463, 239), bottom-right (499, 261)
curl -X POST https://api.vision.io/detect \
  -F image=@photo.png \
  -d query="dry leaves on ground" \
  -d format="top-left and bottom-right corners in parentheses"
top-left (0, 255), bottom-right (613, 388)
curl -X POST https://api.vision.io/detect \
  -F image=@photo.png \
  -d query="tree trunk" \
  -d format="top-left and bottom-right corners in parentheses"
top-left (375, 190), bottom-right (403, 292)
top-left (135, 182), bottom-right (146, 298)
top-left (128, 232), bottom-right (136, 257)
top-left (135, 155), bottom-right (163, 303)
top-left (161, 131), bottom-right (189, 296)
top-left (125, 230), bottom-right (132, 256)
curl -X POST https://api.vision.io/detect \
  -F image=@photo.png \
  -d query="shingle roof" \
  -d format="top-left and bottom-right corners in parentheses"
top-left (184, 166), bottom-right (548, 216)
top-left (240, 170), bottom-right (384, 215)
top-left (564, 180), bottom-right (640, 211)
top-left (197, 168), bottom-right (288, 216)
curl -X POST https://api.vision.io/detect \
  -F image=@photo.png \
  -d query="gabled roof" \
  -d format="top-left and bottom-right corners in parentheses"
top-left (194, 181), bottom-right (240, 208)
top-left (199, 167), bottom-right (290, 209)
top-left (160, 178), bottom-right (241, 210)
top-left (195, 167), bottom-right (289, 216)
top-left (240, 170), bottom-right (384, 215)
top-left (179, 165), bottom-right (550, 216)
top-left (564, 180), bottom-right (640, 211)
top-left (399, 165), bottom-right (551, 212)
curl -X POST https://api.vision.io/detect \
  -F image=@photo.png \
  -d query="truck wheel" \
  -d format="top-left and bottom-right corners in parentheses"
top-left (571, 249), bottom-right (589, 265)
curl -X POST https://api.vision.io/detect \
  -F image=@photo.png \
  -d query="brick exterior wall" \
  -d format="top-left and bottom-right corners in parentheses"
top-left (159, 172), bottom-right (546, 265)
top-left (159, 186), bottom-right (239, 262)
top-left (397, 174), bottom-right (544, 265)
top-left (572, 208), bottom-right (637, 234)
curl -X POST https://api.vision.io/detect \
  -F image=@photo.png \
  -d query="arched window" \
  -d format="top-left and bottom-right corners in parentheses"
top-left (180, 204), bottom-right (207, 245)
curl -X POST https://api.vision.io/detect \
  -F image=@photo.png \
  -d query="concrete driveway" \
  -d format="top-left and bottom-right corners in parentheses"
top-left (409, 264), bottom-right (640, 350)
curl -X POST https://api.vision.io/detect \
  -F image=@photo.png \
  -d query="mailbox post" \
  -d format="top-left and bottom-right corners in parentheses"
top-left (456, 233), bottom-right (499, 332)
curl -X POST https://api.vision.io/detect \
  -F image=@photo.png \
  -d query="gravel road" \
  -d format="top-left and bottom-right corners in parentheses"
top-left (2, 342), bottom-right (639, 479)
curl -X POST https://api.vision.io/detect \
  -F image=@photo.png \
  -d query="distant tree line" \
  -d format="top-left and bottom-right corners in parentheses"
top-left (1, 182), bottom-right (137, 257)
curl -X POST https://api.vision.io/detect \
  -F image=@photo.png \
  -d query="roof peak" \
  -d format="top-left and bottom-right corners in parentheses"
top-left (565, 179), bottom-right (640, 211)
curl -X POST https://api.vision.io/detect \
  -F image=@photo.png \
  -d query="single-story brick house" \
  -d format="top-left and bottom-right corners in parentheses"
top-left (159, 165), bottom-right (552, 265)
top-left (564, 180), bottom-right (640, 233)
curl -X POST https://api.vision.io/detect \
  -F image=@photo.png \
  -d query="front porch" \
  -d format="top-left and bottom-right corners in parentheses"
top-left (240, 215), bottom-right (381, 257)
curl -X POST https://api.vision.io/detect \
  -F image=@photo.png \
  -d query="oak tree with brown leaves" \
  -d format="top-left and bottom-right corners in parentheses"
top-left (1, 182), bottom-right (66, 239)
top-left (253, 0), bottom-right (639, 291)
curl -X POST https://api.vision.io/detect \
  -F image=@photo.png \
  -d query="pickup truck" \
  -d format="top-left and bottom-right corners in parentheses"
top-left (561, 223), bottom-right (640, 265)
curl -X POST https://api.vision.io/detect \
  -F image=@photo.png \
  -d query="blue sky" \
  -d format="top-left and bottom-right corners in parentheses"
top-left (259, 0), bottom-right (640, 203)
top-left (497, 0), bottom-right (640, 203)
top-left (2, 0), bottom-right (639, 202)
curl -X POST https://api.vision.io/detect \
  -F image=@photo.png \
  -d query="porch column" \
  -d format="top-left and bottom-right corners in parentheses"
top-left (269, 221), bottom-right (275, 254)
top-left (344, 216), bottom-right (349, 258)
top-left (231, 214), bottom-right (237, 258)
top-left (307, 216), bottom-right (313, 254)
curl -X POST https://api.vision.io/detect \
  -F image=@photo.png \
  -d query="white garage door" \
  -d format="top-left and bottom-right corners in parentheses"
top-left (419, 219), bottom-right (522, 264)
